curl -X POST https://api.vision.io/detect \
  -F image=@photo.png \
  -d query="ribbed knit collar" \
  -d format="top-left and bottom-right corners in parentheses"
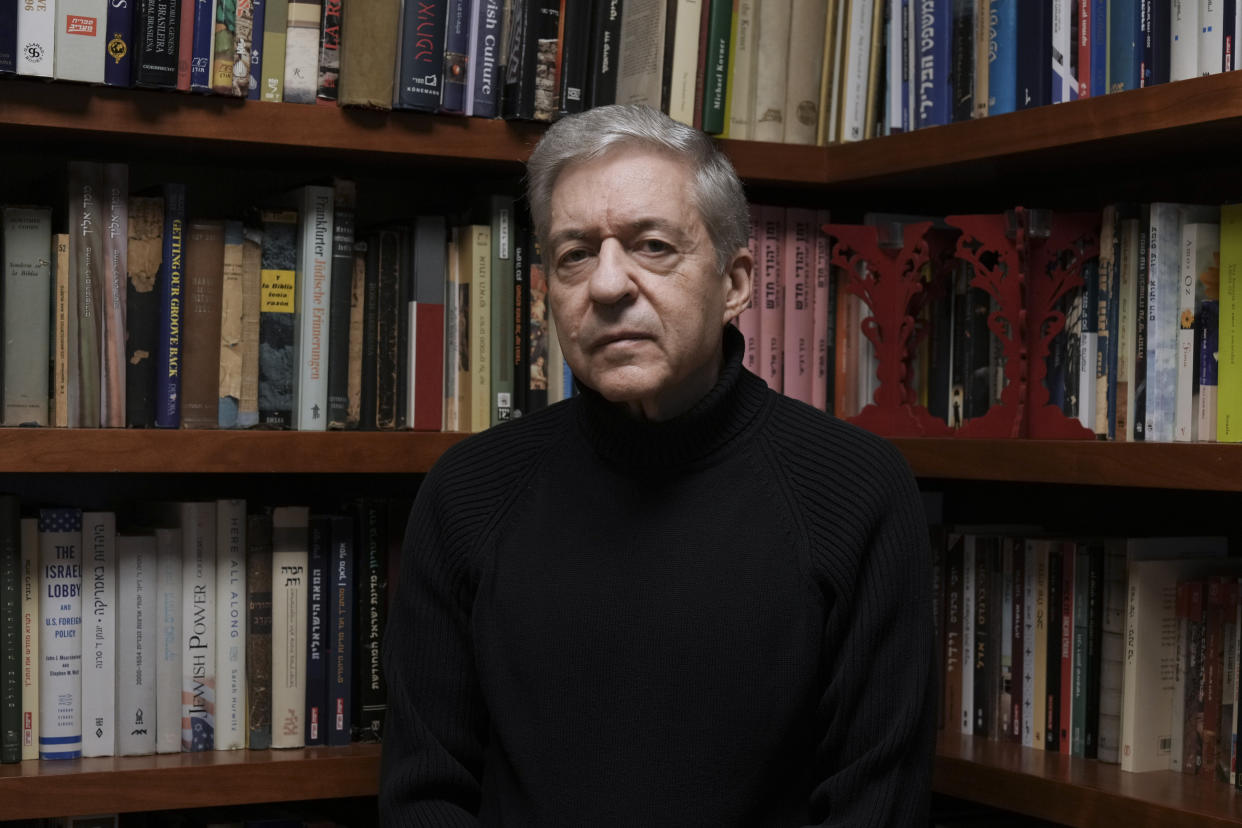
top-left (573, 325), bottom-right (771, 472)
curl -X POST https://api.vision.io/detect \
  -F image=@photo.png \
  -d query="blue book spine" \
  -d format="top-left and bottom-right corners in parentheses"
top-left (396, 0), bottom-right (447, 110)
top-left (0, 2), bottom-right (18, 72)
top-left (247, 0), bottom-right (266, 100)
top-left (326, 515), bottom-right (353, 747)
top-left (156, 183), bottom-right (186, 429)
top-left (988, 0), bottom-right (1017, 115)
top-left (1090, 0), bottom-right (1107, 96)
top-left (440, 0), bottom-right (470, 113)
top-left (1016, 0), bottom-right (1051, 109)
top-left (190, 0), bottom-right (215, 91)
top-left (305, 517), bottom-right (328, 746)
top-left (469, 0), bottom-right (502, 117)
top-left (1108, 0), bottom-right (1140, 92)
top-left (1199, 299), bottom-right (1220, 391)
top-left (916, 0), bottom-right (952, 128)
top-left (104, 0), bottom-right (135, 86)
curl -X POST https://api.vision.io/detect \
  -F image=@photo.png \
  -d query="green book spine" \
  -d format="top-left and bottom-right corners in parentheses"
top-left (260, 0), bottom-right (289, 101)
top-left (700, 0), bottom-right (732, 134)
top-left (0, 496), bottom-right (20, 764)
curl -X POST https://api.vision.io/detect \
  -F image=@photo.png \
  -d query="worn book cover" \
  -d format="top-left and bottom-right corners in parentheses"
top-left (346, 241), bottom-right (366, 427)
top-left (245, 512), bottom-right (273, 750)
top-left (68, 161), bottom-right (104, 428)
top-left (2, 207), bottom-right (52, 426)
top-left (126, 196), bottom-right (163, 428)
top-left (292, 186), bottom-right (333, 430)
top-left (259, 0), bottom-right (288, 100)
top-left (101, 164), bottom-right (128, 428)
top-left (218, 221), bottom-right (246, 428)
top-left (259, 209), bottom-right (298, 428)
top-left (374, 229), bottom-right (400, 430)
top-left (238, 226), bottom-right (263, 427)
top-left (336, 0), bottom-right (397, 108)
top-left (282, 0), bottom-right (321, 103)
top-left (181, 221), bottom-right (226, 429)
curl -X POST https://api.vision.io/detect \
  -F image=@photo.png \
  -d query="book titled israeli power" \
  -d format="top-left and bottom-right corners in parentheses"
top-left (38, 508), bottom-right (83, 760)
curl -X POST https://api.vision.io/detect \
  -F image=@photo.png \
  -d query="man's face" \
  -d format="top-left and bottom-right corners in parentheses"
top-left (545, 146), bottom-right (751, 421)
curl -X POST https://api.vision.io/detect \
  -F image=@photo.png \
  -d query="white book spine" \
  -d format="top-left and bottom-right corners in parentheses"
top-left (614, 0), bottom-right (667, 108)
top-left (751, 0), bottom-right (793, 143)
top-left (1201, 0), bottom-right (1224, 75)
top-left (960, 536), bottom-right (975, 735)
top-left (783, 0), bottom-right (828, 145)
top-left (886, 0), bottom-right (904, 132)
top-left (840, 0), bottom-right (874, 143)
top-left (80, 512), bottom-right (116, 757)
top-left (1177, 223), bottom-right (1201, 442)
top-left (271, 506), bottom-right (309, 749)
top-left (1146, 203), bottom-right (1182, 442)
top-left (1050, 0), bottom-right (1076, 102)
top-left (726, 0), bottom-right (759, 140)
top-left (667, 0), bottom-right (703, 126)
top-left (1021, 539), bottom-right (1036, 749)
top-left (54, 0), bottom-right (107, 83)
top-left (293, 185), bottom-right (334, 431)
top-left (38, 508), bottom-right (83, 759)
top-left (117, 535), bottom-right (156, 756)
top-left (16, 0), bottom-right (55, 77)
top-left (181, 502), bottom-right (217, 751)
top-left (283, 0), bottom-right (323, 103)
top-left (214, 499), bottom-right (247, 751)
top-left (2, 207), bottom-right (53, 427)
top-left (1172, 0), bottom-right (1200, 81)
top-left (20, 518), bottom-right (39, 761)
top-left (154, 527), bottom-right (182, 754)
top-left (1118, 216), bottom-right (1139, 442)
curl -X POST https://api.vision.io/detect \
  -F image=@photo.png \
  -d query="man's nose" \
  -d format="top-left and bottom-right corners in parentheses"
top-left (588, 238), bottom-right (638, 305)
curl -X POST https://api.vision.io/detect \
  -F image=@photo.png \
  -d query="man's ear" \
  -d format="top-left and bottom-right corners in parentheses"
top-left (722, 247), bottom-right (753, 326)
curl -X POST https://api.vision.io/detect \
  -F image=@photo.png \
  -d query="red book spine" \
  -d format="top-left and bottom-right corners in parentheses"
top-left (177, 0), bottom-right (194, 90)
top-left (1060, 541), bottom-right (1074, 754)
top-left (1204, 577), bottom-right (1227, 775)
top-left (412, 302), bottom-right (445, 431)
top-left (738, 208), bottom-right (762, 376)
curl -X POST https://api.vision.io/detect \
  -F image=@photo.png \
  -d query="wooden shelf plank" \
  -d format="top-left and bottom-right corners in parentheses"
top-left (0, 429), bottom-right (467, 473)
top-left (0, 745), bottom-right (379, 819)
top-left (935, 735), bottom-right (1242, 827)
top-left (892, 438), bottom-right (1242, 491)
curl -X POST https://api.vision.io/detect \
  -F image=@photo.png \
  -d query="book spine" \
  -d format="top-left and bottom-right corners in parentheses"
top-left (327, 515), bottom-right (353, 746)
top-left (1097, 542), bottom-right (1125, 763)
top-left (54, 0), bottom-right (106, 82)
top-left (440, 0), bottom-right (469, 114)
top-left (722, 0), bottom-right (756, 138)
top-left (1015, 0), bottom-right (1051, 108)
top-left (0, 3), bottom-right (16, 73)
top-left (1185, 581), bottom-right (1207, 771)
top-left (1045, 545), bottom-right (1062, 752)
top-left (38, 508), bottom-right (83, 760)
top-left (758, 206), bottom-right (784, 393)
top-left (126, 197), bottom-right (163, 428)
top-left (1108, 0), bottom-right (1141, 91)
top-left (292, 186), bottom-right (333, 431)
top-left (100, 164), bottom-right (129, 428)
top-left (212, 0), bottom-right (238, 92)
top-left (0, 498), bottom-right (18, 764)
top-left (245, 513), bottom-right (272, 750)
top-left (304, 516), bottom-right (328, 746)
top-left (282, 0), bottom-right (321, 102)
top-left (986, 0), bottom-right (1017, 115)
top-left (782, 208), bottom-right (815, 405)
top-left (156, 183), bottom-right (186, 429)
top-left (218, 221), bottom-right (246, 428)
top-left (412, 216), bottom-right (447, 430)
top-left (943, 534), bottom-right (964, 737)
top-left (1095, 207), bottom-right (1117, 437)
top-left (469, 223), bottom-right (492, 432)
top-left (395, 0), bottom-right (447, 110)
top-left (1172, 579), bottom-right (1191, 772)
top-left (1170, 0), bottom-right (1198, 80)
top-left (960, 536), bottom-right (976, 733)
top-left (259, 210), bottom-right (298, 428)
top-left (1049, 0), bottom-right (1076, 102)
top-left (1022, 540), bottom-right (1037, 747)
top-left (19, 519), bottom-right (38, 761)
top-left (1133, 207), bottom-right (1151, 440)
top-left (180, 502), bottom-right (216, 751)
top-left (1010, 538), bottom-right (1026, 742)
top-left (132, 0), bottom-right (181, 86)
top-left (950, 0), bottom-right (975, 121)
top-left (80, 512), bottom-right (116, 758)
top-left (782, 0), bottom-right (825, 143)
top-left (181, 221), bottom-right (226, 429)
top-left (468, 0), bottom-right (504, 116)
top-left (271, 506), bottom-right (308, 749)
top-left (176, 0), bottom-right (194, 88)
top-left (352, 500), bottom-right (387, 742)
top-left (1206, 578), bottom-right (1228, 775)
top-left (1060, 544), bottom-right (1076, 754)
top-left (490, 196), bottom-right (515, 426)
top-left (1201, 0), bottom-right (1224, 74)
top-left (17, 0), bottom-right (55, 77)
top-left (1177, 223), bottom-right (1206, 441)
top-left (327, 182), bottom-right (356, 429)
top-left (315, 0), bottom-right (340, 99)
top-left (259, 0), bottom-right (287, 100)
top-left (214, 500), bottom-right (246, 750)
top-left (914, 0), bottom-right (952, 126)
top-left (524, 229), bottom-right (548, 413)
top-left (117, 535), bottom-right (156, 756)
top-left (1199, 299), bottom-right (1220, 441)
top-left (2, 207), bottom-right (52, 427)
top-left (246, 0), bottom-right (265, 98)
top-left (587, 0), bottom-right (621, 108)
top-left (154, 527), bottom-right (181, 754)
top-left (611, 0), bottom-right (665, 111)
top-left (230, 0), bottom-right (254, 95)
top-left (189, 0), bottom-right (215, 89)
top-left (1078, 259), bottom-right (1098, 430)
top-left (1084, 544), bottom-right (1104, 758)
top-left (104, 0), bottom-right (134, 85)
top-left (69, 161), bottom-right (105, 429)
top-left (972, 538), bottom-right (990, 738)
top-left (1146, 203), bottom-right (1180, 442)
top-left (347, 241), bottom-right (366, 427)
top-left (1224, 0), bottom-right (1237, 72)
top-left (750, 0), bottom-right (791, 141)
top-left (359, 236), bottom-right (380, 428)
top-left (374, 230), bottom-right (401, 430)
top-left (510, 209), bottom-right (529, 419)
top-left (336, 0), bottom-right (400, 108)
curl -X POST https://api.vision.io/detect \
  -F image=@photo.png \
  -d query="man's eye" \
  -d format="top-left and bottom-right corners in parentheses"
top-left (560, 248), bottom-right (590, 266)
top-left (639, 239), bottom-right (672, 255)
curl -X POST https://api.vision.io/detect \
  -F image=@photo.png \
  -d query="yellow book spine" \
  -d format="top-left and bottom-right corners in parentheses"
top-left (1218, 204), bottom-right (1242, 441)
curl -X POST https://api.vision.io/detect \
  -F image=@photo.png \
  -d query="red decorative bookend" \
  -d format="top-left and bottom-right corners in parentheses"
top-left (947, 208), bottom-right (1099, 440)
top-left (823, 221), bottom-right (953, 437)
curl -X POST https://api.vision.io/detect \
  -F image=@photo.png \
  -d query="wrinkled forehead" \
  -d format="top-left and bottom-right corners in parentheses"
top-left (548, 146), bottom-right (702, 230)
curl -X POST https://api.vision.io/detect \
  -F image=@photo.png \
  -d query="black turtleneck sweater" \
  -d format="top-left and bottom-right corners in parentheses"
top-left (380, 326), bottom-right (935, 827)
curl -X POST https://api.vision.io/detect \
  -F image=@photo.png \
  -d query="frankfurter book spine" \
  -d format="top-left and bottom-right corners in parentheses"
top-left (38, 508), bottom-right (83, 761)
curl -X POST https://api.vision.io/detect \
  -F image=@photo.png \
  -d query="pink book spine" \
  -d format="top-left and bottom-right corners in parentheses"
top-left (758, 205), bottom-right (785, 393)
top-left (782, 208), bottom-right (815, 405)
top-left (811, 209), bottom-right (831, 412)
top-left (738, 207), bottom-right (762, 375)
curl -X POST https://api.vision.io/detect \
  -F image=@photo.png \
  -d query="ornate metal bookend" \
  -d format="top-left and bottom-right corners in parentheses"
top-left (823, 221), bottom-right (953, 437)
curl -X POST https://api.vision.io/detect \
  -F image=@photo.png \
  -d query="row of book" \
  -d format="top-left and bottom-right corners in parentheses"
top-left (0, 496), bottom-right (402, 762)
top-left (934, 530), bottom-right (1242, 786)
top-left (7, 814), bottom-right (353, 828)
top-left (1, 160), bottom-right (575, 431)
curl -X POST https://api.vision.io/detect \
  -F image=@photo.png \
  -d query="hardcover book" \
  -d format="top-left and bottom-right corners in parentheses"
top-left (153, 526), bottom-right (181, 754)
top-left (259, 0), bottom-right (288, 100)
top-left (17, 0), bottom-right (55, 77)
top-left (126, 196), bottom-right (164, 428)
top-left (412, 215), bottom-right (446, 431)
top-left (750, 0), bottom-right (791, 142)
top-left (282, 0), bottom-right (321, 103)
top-left (53, 233), bottom-right (69, 425)
top-left (218, 221), bottom-right (247, 428)
top-left (1, 497), bottom-right (18, 764)
top-left (101, 164), bottom-right (128, 428)
top-left (102, 0), bottom-right (133, 85)
top-left (212, 0), bottom-right (238, 93)
top-left (374, 229), bottom-right (401, 429)
top-left (326, 514), bottom-right (353, 746)
top-left (915, 0), bottom-right (951, 126)
top-left (258, 209), bottom-right (298, 428)
top-left (782, 208), bottom-right (815, 405)
top-left (758, 205), bottom-right (785, 393)
top-left (117, 534), bottom-right (156, 756)
top-left (1177, 219), bottom-right (1220, 442)
top-left (469, 223), bottom-right (492, 431)
top-left (352, 499), bottom-right (387, 743)
top-left (132, 0), bottom-right (179, 86)
top-left (395, 0), bottom-right (446, 111)
top-left (190, 0), bottom-right (217, 90)
top-left (156, 183), bottom-right (187, 429)
top-left (439, 0), bottom-right (469, 114)
top-left (214, 500), bottom-right (246, 750)
top-left (38, 508), bottom-right (83, 760)
top-left (245, 0), bottom-right (265, 98)
top-left (245, 512), bottom-right (273, 750)
top-left (1220, 204), bottom-right (1242, 441)
top-left (56, 1), bottom-right (107, 82)
top-left (315, 0), bottom-right (339, 99)
top-left (180, 502), bottom-right (216, 752)
top-left (611, 0), bottom-right (665, 109)
top-left (0, 4), bottom-right (14, 72)
top-left (80, 513), bottom-right (116, 758)
top-left (336, 0), bottom-right (398, 107)
top-left (232, 0), bottom-right (255, 95)
top-left (2, 206), bottom-right (52, 426)
top-left (466, 0), bottom-right (504, 117)
top-left (347, 240), bottom-right (366, 426)
top-left (839, 0), bottom-right (875, 141)
top-left (271, 506), bottom-right (309, 749)
top-left (587, 0), bottom-right (622, 109)
top-left (305, 516), bottom-right (328, 746)
top-left (20, 518), bottom-right (38, 761)
top-left (326, 181), bottom-right (355, 429)
top-left (181, 221), bottom-right (226, 429)
top-left (292, 186), bottom-right (334, 431)
top-left (69, 161), bottom-right (105, 429)
top-left (238, 226), bottom-right (264, 427)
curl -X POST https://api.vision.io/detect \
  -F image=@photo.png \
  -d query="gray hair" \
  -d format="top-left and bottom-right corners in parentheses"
top-left (525, 104), bottom-right (750, 272)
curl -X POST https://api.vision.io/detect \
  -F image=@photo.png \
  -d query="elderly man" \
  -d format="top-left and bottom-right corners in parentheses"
top-left (380, 104), bottom-right (935, 826)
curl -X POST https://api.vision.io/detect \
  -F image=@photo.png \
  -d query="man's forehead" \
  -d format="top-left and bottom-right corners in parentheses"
top-left (548, 151), bottom-right (700, 232)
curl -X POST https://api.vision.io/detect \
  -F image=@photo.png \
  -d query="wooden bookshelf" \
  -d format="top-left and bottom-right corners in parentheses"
top-left (936, 735), bottom-right (1242, 828)
top-left (0, 745), bottom-right (380, 820)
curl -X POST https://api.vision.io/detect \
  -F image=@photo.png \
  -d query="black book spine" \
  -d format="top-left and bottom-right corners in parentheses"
top-left (395, 228), bottom-right (412, 430)
top-left (327, 515), bottom-right (354, 746)
top-left (587, 0), bottom-right (621, 107)
top-left (1016, 0), bottom-right (1051, 109)
top-left (326, 204), bottom-right (355, 429)
top-left (557, 0), bottom-right (592, 117)
top-left (1083, 543), bottom-right (1104, 759)
top-left (304, 516), bottom-right (329, 746)
top-left (972, 538), bottom-right (990, 739)
top-left (1151, 0), bottom-right (1171, 82)
top-left (511, 206), bottom-right (529, 419)
top-left (0, 496), bottom-right (18, 764)
top-left (359, 237), bottom-right (379, 430)
top-left (352, 499), bottom-right (388, 743)
top-left (245, 513), bottom-right (273, 750)
top-left (0, 1), bottom-right (15, 73)
top-left (375, 230), bottom-right (401, 430)
top-left (132, 0), bottom-right (180, 88)
top-left (126, 270), bottom-right (158, 428)
top-left (395, 0), bottom-right (447, 111)
top-left (1133, 209), bottom-right (1150, 440)
top-left (951, 0), bottom-right (975, 121)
